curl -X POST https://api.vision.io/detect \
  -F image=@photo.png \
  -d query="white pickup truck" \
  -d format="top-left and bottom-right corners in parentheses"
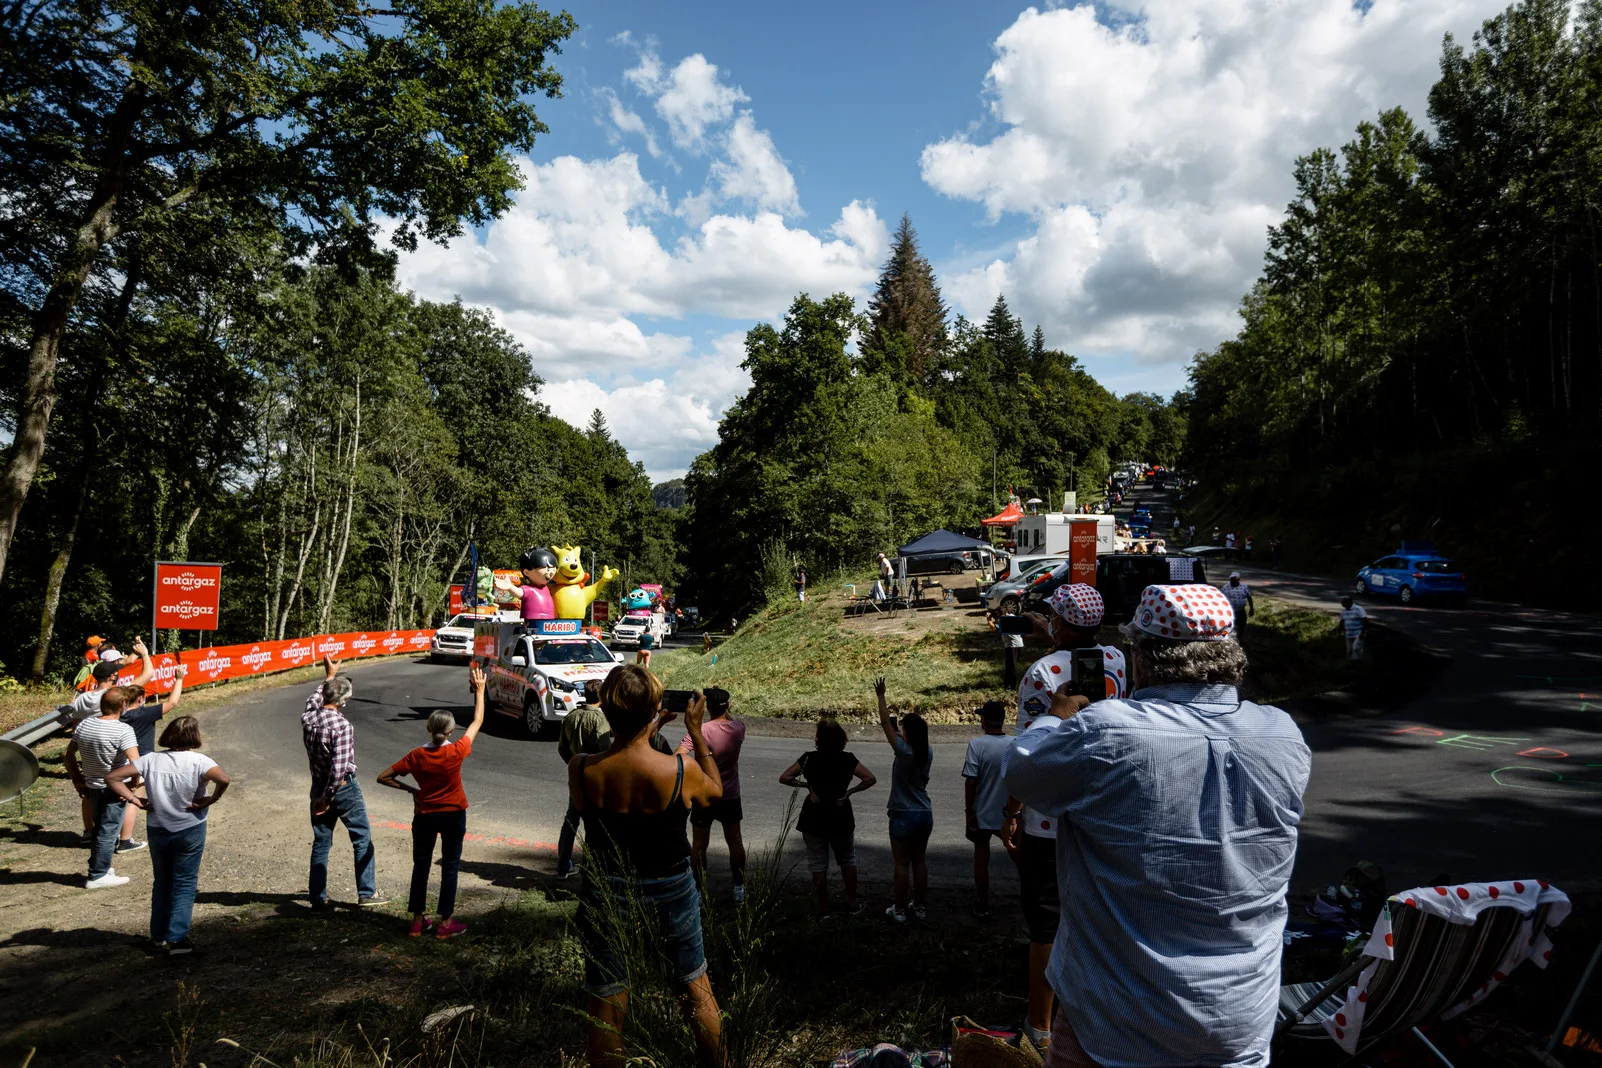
top-left (611, 611), bottom-right (667, 648)
top-left (472, 620), bottom-right (624, 738)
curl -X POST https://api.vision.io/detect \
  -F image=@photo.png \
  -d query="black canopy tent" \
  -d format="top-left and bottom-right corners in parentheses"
top-left (896, 529), bottom-right (994, 558)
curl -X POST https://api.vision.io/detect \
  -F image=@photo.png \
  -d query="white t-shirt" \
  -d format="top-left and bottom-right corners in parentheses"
top-left (1014, 646), bottom-right (1129, 839)
top-left (69, 689), bottom-right (105, 722)
top-left (74, 715), bottom-right (137, 790)
top-left (134, 750), bottom-right (219, 832)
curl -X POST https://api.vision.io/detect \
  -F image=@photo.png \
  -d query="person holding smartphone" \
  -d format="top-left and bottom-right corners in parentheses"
top-left (1003, 583), bottom-right (1128, 1052)
top-left (571, 667), bottom-right (725, 1066)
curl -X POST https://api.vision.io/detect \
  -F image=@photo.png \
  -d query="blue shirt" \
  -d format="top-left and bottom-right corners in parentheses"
top-left (1004, 684), bottom-right (1311, 1068)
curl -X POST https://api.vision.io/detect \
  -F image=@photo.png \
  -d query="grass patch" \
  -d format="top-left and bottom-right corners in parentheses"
top-left (657, 573), bottom-right (1376, 722)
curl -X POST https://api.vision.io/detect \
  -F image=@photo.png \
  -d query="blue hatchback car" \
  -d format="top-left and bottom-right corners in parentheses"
top-left (1354, 547), bottom-right (1467, 605)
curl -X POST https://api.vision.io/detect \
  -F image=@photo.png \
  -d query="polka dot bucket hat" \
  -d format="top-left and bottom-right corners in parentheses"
top-left (1121, 583), bottom-right (1236, 642)
top-left (1046, 583), bottom-right (1105, 629)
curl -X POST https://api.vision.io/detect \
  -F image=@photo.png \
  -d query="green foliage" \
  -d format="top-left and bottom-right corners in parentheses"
top-left (1185, 0), bottom-right (1602, 604)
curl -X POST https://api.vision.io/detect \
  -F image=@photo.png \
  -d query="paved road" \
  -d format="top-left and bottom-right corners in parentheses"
top-left (1121, 482), bottom-right (1602, 891)
top-left (202, 491), bottom-right (1602, 901)
top-left (202, 654), bottom-right (1019, 900)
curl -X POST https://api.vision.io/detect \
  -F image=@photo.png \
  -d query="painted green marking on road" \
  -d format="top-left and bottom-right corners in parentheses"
top-left (1491, 766), bottom-right (1602, 794)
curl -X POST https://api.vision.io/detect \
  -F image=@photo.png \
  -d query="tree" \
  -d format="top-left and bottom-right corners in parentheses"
top-left (862, 214), bottom-right (948, 382)
top-left (0, 0), bottom-right (577, 584)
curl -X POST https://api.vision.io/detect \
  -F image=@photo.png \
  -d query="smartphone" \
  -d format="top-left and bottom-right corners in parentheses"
top-left (661, 689), bottom-right (695, 714)
top-left (996, 615), bottom-right (1034, 635)
top-left (1068, 647), bottom-right (1106, 702)
top-left (888, 715), bottom-right (898, 731)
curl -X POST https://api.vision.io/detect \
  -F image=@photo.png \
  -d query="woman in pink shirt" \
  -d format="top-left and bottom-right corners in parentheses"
top-left (678, 687), bottom-right (746, 902)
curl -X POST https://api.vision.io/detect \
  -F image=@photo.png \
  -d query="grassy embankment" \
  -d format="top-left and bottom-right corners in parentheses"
top-left (654, 570), bottom-right (1378, 723)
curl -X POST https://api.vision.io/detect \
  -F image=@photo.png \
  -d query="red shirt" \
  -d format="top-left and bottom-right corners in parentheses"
top-left (390, 737), bottom-right (473, 813)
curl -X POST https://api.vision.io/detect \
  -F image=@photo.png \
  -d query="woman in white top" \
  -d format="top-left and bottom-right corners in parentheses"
top-left (105, 716), bottom-right (230, 956)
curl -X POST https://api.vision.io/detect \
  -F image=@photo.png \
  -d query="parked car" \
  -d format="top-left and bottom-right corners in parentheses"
top-left (905, 551), bottom-right (970, 575)
top-left (982, 559), bottom-right (1061, 614)
top-left (1354, 549), bottom-right (1467, 605)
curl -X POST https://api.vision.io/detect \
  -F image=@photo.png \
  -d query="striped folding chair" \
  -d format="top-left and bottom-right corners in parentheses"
top-left (1277, 880), bottom-right (1571, 1066)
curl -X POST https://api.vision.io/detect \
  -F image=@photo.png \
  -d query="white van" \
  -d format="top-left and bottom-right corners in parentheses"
top-left (1013, 513), bottom-right (1116, 556)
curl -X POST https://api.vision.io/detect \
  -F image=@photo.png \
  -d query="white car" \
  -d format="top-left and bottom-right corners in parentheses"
top-left (611, 612), bottom-right (667, 648)
top-left (430, 613), bottom-right (495, 662)
top-left (477, 623), bottom-right (626, 738)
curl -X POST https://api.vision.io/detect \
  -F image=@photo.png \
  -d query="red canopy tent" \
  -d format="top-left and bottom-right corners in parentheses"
top-left (981, 501), bottom-right (1024, 527)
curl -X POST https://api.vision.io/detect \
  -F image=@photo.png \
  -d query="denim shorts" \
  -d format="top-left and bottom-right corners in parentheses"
top-left (887, 809), bottom-right (934, 845)
top-left (577, 862), bottom-right (706, 997)
top-left (801, 831), bottom-right (856, 873)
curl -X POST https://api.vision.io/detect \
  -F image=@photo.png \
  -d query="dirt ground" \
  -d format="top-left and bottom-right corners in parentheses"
top-left (835, 572), bottom-right (987, 639)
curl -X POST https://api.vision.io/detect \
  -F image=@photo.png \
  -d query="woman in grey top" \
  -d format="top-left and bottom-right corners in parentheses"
top-left (875, 678), bottom-right (932, 923)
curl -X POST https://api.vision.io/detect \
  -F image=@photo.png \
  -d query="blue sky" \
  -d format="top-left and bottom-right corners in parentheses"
top-left (394, 0), bottom-right (1509, 480)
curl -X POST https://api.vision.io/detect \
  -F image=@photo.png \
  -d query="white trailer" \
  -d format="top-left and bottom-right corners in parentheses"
top-left (1013, 513), bottom-right (1116, 556)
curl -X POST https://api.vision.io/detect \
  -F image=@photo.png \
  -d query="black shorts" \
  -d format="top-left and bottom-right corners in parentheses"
top-left (1017, 832), bottom-right (1061, 944)
top-left (690, 795), bottom-right (743, 827)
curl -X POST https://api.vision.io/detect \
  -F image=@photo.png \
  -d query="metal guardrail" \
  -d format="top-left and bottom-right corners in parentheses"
top-left (1, 706), bottom-right (75, 748)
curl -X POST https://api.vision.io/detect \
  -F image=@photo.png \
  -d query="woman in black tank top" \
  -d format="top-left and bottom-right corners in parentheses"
top-left (570, 665), bottom-right (726, 1067)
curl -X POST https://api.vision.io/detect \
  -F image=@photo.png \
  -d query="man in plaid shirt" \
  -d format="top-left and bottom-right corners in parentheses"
top-left (302, 656), bottom-right (384, 910)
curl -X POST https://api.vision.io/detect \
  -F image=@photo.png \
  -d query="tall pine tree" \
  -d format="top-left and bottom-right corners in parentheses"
top-left (863, 214), bottom-right (948, 383)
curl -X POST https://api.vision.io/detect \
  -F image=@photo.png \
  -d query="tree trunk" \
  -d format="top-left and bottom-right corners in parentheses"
top-left (317, 381), bottom-right (361, 634)
top-left (0, 79), bottom-right (146, 586)
top-left (29, 475), bottom-right (91, 681)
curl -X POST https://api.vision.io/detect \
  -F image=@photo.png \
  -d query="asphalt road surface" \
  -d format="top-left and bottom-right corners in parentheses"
top-left (200, 493), bottom-right (1602, 903)
top-left (1121, 482), bottom-right (1602, 891)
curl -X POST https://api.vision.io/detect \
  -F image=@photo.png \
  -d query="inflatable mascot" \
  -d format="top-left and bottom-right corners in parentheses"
top-left (621, 588), bottom-right (654, 613)
top-left (551, 544), bottom-right (618, 619)
top-left (494, 547), bottom-right (559, 623)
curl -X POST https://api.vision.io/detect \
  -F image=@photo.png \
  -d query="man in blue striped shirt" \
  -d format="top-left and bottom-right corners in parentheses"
top-left (1006, 584), bottom-right (1311, 1067)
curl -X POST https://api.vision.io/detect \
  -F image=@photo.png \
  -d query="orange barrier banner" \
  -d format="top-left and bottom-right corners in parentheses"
top-left (116, 630), bottom-right (436, 694)
top-left (1069, 518), bottom-right (1099, 587)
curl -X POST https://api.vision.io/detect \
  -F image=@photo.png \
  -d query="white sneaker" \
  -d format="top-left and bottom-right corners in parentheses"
top-left (86, 873), bottom-right (130, 890)
top-left (884, 905), bottom-right (906, 924)
top-left (732, 884), bottom-right (746, 905)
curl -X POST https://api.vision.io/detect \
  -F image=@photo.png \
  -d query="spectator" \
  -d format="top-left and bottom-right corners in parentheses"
top-left (1211, 525), bottom-right (1221, 545)
top-left (69, 637), bottom-right (152, 723)
top-left (378, 664), bottom-right (487, 939)
top-left (1006, 583), bottom-right (1310, 1068)
top-left (779, 718), bottom-right (876, 917)
top-left (681, 687), bottom-right (747, 903)
top-left (1340, 595), bottom-right (1369, 661)
top-left (65, 685), bottom-right (142, 889)
top-left (115, 665), bottom-right (189, 854)
top-left (556, 680), bottom-right (613, 879)
top-left (876, 551), bottom-right (894, 585)
top-left (875, 678), bottom-right (932, 923)
top-left (962, 701), bottom-right (1010, 919)
top-left (1270, 535), bottom-right (1283, 570)
top-left (987, 610), bottom-right (1024, 688)
top-left (572, 667), bottom-right (724, 1067)
top-left (795, 568), bottom-right (808, 603)
top-left (104, 715), bottom-right (229, 955)
top-left (302, 655), bottom-right (384, 910)
top-left (1223, 572), bottom-right (1255, 630)
top-left (1244, 534), bottom-right (1255, 561)
top-left (1225, 531), bottom-right (1237, 550)
top-left (72, 635), bottom-right (105, 692)
top-left (635, 621), bottom-right (655, 668)
top-left (1004, 584), bottom-right (1129, 1051)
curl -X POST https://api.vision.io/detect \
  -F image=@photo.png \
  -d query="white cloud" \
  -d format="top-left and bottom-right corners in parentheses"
top-left (626, 48), bottom-right (749, 153)
top-left (923, 0), bottom-right (1509, 366)
top-left (711, 113), bottom-right (802, 215)
top-left (597, 88), bottom-right (661, 158)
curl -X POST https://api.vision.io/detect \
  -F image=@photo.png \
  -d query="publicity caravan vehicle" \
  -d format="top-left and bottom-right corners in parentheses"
top-left (473, 619), bottom-right (625, 738)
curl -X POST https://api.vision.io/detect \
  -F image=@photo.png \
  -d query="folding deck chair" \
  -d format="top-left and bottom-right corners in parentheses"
top-left (1277, 880), bottom-right (1571, 1066)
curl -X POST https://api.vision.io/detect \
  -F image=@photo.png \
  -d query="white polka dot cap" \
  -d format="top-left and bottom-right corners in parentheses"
top-left (1045, 583), bottom-right (1105, 628)
top-left (1122, 583), bottom-right (1236, 642)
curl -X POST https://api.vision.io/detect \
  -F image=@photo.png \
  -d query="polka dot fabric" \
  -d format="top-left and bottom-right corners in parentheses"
top-left (1046, 583), bottom-right (1105, 628)
top-left (1126, 583), bottom-right (1235, 642)
top-left (1321, 879), bottom-right (1571, 1053)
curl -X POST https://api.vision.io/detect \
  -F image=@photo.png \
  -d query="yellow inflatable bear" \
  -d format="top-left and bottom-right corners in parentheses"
top-left (550, 544), bottom-right (619, 619)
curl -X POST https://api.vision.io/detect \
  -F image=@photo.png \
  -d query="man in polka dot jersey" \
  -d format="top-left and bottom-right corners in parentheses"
top-left (1006, 584), bottom-right (1310, 1068)
top-left (1003, 583), bottom-right (1127, 1051)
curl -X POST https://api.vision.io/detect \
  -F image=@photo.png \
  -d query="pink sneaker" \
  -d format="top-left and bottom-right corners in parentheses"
top-left (435, 918), bottom-right (468, 940)
top-left (408, 916), bottom-right (434, 938)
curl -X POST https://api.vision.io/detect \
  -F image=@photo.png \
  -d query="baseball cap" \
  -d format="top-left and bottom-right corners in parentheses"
top-left (91, 660), bottom-right (121, 682)
top-left (86, 635), bottom-right (105, 649)
top-left (1120, 584), bottom-right (1236, 642)
top-left (1229, 571), bottom-right (1241, 580)
top-left (98, 646), bottom-right (123, 661)
top-left (1045, 583), bottom-right (1105, 628)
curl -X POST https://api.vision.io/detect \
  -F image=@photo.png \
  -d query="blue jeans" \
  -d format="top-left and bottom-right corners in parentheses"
top-left (149, 823), bottom-right (207, 943)
top-left (409, 809), bottom-right (466, 916)
top-left (309, 778), bottom-right (376, 904)
top-left (88, 789), bottom-right (125, 879)
top-left (557, 801), bottom-right (580, 875)
top-left (577, 861), bottom-right (706, 997)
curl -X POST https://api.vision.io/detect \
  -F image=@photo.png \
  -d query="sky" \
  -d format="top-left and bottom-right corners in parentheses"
top-left (393, 0), bottom-right (1511, 482)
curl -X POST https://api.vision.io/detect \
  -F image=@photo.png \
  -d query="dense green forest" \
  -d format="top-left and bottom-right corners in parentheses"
top-left (1185, 0), bottom-right (1602, 603)
top-left (680, 216), bottom-right (1183, 618)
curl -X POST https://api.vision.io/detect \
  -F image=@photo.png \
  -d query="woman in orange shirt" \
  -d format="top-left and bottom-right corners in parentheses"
top-left (378, 663), bottom-right (487, 938)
